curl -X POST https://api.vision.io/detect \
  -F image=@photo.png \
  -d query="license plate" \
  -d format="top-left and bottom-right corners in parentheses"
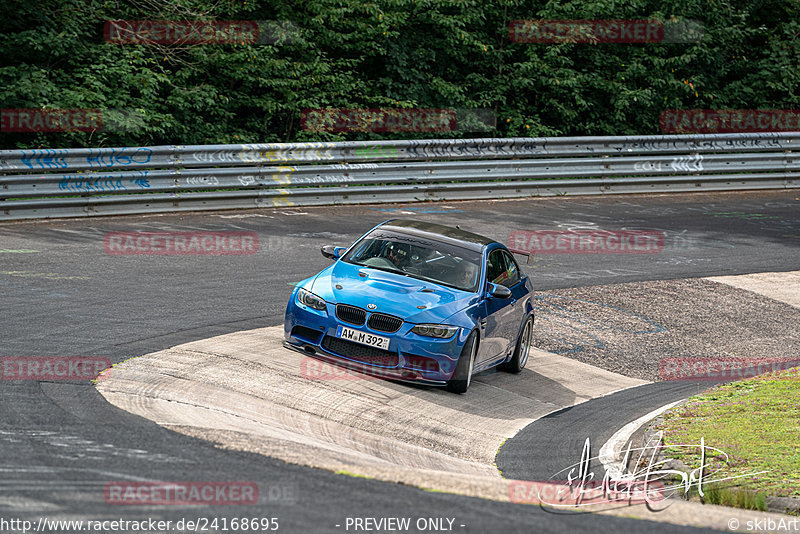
top-left (336, 326), bottom-right (390, 350)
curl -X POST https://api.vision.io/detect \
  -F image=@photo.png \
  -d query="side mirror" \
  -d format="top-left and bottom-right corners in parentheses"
top-left (321, 245), bottom-right (346, 260)
top-left (485, 282), bottom-right (512, 299)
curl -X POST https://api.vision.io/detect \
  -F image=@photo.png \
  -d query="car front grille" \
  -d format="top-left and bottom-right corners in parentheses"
top-left (335, 304), bottom-right (366, 326)
top-left (321, 336), bottom-right (398, 367)
top-left (367, 313), bottom-right (403, 333)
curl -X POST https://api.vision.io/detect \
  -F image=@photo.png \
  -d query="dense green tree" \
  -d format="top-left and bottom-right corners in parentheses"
top-left (0, 0), bottom-right (797, 148)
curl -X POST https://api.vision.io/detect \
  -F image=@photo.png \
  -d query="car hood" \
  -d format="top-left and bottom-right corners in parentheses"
top-left (309, 260), bottom-right (476, 324)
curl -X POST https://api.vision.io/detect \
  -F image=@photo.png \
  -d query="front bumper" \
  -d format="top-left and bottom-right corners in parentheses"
top-left (284, 298), bottom-right (468, 385)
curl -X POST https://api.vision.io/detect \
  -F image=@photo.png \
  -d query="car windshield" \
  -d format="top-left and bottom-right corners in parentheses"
top-left (341, 230), bottom-right (482, 292)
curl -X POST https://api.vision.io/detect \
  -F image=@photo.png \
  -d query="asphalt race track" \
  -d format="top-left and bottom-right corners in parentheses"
top-left (1, 190), bottom-right (799, 533)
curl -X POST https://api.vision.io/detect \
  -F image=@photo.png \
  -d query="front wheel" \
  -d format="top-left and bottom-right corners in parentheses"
top-left (500, 315), bottom-right (533, 374)
top-left (446, 331), bottom-right (477, 394)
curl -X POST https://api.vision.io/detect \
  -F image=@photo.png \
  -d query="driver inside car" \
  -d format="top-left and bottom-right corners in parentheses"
top-left (385, 242), bottom-right (410, 269)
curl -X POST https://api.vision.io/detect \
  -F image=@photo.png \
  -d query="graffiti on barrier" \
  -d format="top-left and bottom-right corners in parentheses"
top-left (58, 171), bottom-right (150, 193)
top-left (185, 176), bottom-right (220, 186)
top-left (85, 147), bottom-right (152, 168)
top-left (610, 135), bottom-right (783, 153)
top-left (20, 149), bottom-right (71, 170)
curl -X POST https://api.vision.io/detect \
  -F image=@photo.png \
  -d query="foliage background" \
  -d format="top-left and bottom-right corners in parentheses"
top-left (1, 0), bottom-right (799, 148)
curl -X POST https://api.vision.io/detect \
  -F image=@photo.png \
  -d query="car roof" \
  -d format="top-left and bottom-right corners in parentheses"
top-left (378, 219), bottom-right (496, 252)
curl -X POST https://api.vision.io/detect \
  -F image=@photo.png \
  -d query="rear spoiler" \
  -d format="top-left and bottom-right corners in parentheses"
top-left (508, 248), bottom-right (535, 265)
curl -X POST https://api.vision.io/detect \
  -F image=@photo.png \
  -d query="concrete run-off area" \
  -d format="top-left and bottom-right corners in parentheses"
top-left (96, 271), bottom-right (799, 530)
top-left (97, 327), bottom-right (644, 498)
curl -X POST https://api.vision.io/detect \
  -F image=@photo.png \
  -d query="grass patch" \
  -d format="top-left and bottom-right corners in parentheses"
top-left (701, 485), bottom-right (768, 511)
top-left (656, 367), bottom-right (800, 500)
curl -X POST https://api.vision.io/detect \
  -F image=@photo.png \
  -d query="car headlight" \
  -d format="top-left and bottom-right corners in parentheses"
top-left (411, 324), bottom-right (459, 339)
top-left (297, 288), bottom-right (327, 311)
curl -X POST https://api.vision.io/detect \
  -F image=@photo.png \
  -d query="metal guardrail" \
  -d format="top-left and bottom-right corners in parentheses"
top-left (1, 133), bottom-right (798, 220)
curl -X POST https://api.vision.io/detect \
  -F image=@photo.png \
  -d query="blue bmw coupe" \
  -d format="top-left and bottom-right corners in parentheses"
top-left (283, 219), bottom-right (534, 393)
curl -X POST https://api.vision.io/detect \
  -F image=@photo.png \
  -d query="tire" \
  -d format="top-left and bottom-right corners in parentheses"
top-left (446, 331), bottom-right (478, 394)
top-left (500, 315), bottom-right (534, 374)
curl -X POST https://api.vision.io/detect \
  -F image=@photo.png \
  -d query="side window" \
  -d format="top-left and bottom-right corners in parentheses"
top-left (501, 251), bottom-right (520, 287)
top-left (486, 250), bottom-right (507, 285)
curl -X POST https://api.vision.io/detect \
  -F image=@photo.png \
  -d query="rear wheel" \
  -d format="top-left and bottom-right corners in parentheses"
top-left (446, 331), bottom-right (477, 394)
top-left (500, 315), bottom-right (533, 373)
